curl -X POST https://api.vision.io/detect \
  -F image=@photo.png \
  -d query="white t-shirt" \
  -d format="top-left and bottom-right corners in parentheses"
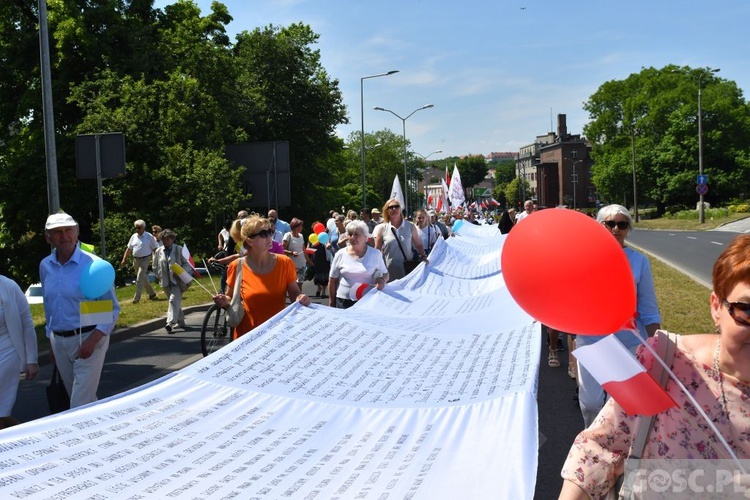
top-left (329, 246), bottom-right (388, 300)
top-left (282, 232), bottom-right (306, 268)
top-left (127, 231), bottom-right (158, 258)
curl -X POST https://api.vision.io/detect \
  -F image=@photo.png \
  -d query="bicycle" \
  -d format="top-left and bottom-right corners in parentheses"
top-left (200, 303), bottom-right (231, 357)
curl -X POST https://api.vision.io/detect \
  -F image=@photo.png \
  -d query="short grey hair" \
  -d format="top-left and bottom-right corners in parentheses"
top-left (596, 204), bottom-right (633, 231)
top-left (346, 219), bottom-right (370, 238)
top-left (134, 219), bottom-right (146, 229)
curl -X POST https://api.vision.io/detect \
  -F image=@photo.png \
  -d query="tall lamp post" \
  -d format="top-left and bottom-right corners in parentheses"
top-left (360, 70), bottom-right (399, 209)
top-left (415, 150), bottom-right (442, 209)
top-left (374, 104), bottom-right (435, 214)
top-left (631, 122), bottom-right (639, 222)
top-left (697, 67), bottom-right (720, 224)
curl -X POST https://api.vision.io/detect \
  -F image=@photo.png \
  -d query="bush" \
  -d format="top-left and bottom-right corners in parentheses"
top-left (728, 204), bottom-right (750, 214)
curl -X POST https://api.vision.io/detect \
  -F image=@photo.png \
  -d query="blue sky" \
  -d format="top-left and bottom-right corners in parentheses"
top-left (155, 0), bottom-right (750, 159)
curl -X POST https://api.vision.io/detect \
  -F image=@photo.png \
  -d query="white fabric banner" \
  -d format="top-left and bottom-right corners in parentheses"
top-left (0, 225), bottom-right (541, 499)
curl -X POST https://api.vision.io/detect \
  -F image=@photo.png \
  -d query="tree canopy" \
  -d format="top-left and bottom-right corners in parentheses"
top-left (0, 0), bottom-right (346, 285)
top-left (584, 65), bottom-right (750, 213)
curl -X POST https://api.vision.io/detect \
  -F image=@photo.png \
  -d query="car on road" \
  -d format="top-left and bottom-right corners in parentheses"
top-left (25, 283), bottom-right (43, 304)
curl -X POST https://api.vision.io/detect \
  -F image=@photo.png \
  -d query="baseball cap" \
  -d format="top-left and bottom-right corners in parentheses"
top-left (45, 212), bottom-right (78, 230)
top-left (371, 208), bottom-right (381, 214)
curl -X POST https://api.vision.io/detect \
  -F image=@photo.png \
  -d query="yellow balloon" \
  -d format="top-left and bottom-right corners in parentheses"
top-left (308, 233), bottom-right (319, 245)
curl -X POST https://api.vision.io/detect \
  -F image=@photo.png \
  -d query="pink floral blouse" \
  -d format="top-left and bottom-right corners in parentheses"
top-left (561, 334), bottom-right (750, 498)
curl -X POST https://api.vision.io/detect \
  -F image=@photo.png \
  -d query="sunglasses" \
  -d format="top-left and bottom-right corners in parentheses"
top-left (388, 205), bottom-right (401, 211)
top-left (722, 299), bottom-right (750, 326)
top-left (603, 220), bottom-right (630, 231)
top-left (249, 228), bottom-right (274, 239)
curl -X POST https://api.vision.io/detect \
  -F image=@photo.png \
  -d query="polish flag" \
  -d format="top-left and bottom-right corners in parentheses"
top-left (181, 243), bottom-right (201, 278)
top-left (348, 282), bottom-right (373, 301)
top-left (573, 335), bottom-right (676, 416)
top-left (490, 197), bottom-right (501, 207)
top-left (445, 165), bottom-right (451, 187)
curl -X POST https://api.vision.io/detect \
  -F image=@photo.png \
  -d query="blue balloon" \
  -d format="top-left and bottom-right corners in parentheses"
top-left (452, 219), bottom-right (464, 233)
top-left (317, 232), bottom-right (330, 245)
top-left (80, 259), bottom-right (116, 299)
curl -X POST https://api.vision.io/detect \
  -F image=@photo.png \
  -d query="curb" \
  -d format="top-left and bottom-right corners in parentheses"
top-left (36, 303), bottom-right (214, 367)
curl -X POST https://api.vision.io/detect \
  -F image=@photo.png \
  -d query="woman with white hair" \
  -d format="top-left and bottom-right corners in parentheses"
top-left (575, 204), bottom-right (662, 427)
top-left (328, 220), bottom-right (388, 309)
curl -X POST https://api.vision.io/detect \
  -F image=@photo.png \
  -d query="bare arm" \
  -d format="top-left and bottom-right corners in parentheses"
top-left (559, 479), bottom-right (591, 500)
top-left (374, 226), bottom-right (384, 250)
top-left (412, 225), bottom-right (427, 259)
top-left (287, 281), bottom-right (310, 306)
top-left (120, 247), bottom-right (131, 266)
top-left (328, 277), bottom-right (339, 306)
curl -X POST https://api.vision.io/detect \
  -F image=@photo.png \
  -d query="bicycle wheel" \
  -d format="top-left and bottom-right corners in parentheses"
top-left (200, 304), bottom-right (231, 357)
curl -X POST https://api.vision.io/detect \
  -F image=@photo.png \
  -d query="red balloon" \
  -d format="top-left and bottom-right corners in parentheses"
top-left (500, 209), bottom-right (636, 335)
top-left (313, 222), bottom-right (325, 235)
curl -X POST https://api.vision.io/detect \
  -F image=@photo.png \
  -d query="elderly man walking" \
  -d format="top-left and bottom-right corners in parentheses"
top-left (120, 219), bottom-right (158, 303)
top-left (41, 212), bottom-right (120, 408)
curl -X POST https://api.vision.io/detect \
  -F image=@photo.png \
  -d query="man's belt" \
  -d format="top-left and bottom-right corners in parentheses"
top-left (134, 255), bottom-right (151, 260)
top-left (53, 325), bottom-right (97, 337)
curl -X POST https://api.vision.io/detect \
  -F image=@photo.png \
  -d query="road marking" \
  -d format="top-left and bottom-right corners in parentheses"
top-left (687, 236), bottom-right (697, 240)
top-left (711, 241), bottom-right (724, 246)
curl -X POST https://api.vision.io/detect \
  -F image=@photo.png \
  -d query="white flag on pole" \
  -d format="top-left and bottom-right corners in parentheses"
top-left (448, 164), bottom-right (465, 207)
top-left (390, 175), bottom-right (405, 209)
top-left (440, 178), bottom-right (451, 213)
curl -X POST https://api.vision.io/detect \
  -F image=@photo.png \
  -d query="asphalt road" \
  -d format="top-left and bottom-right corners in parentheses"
top-left (627, 229), bottom-right (739, 288)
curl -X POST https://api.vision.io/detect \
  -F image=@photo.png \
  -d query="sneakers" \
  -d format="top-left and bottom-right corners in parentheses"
top-left (165, 324), bottom-right (173, 334)
top-left (177, 321), bottom-right (187, 329)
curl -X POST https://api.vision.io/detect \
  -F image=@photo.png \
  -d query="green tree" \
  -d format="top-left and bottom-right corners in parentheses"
top-left (457, 155), bottom-right (489, 189)
top-left (584, 65), bottom-right (750, 213)
top-left (504, 178), bottom-right (529, 209)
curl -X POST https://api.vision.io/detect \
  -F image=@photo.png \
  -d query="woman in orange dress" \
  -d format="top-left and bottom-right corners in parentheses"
top-left (213, 215), bottom-right (311, 339)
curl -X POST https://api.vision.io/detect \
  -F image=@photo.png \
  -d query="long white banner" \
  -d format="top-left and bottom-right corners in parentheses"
top-left (0, 224), bottom-right (540, 499)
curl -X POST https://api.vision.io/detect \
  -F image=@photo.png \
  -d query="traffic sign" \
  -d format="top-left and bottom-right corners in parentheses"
top-left (696, 184), bottom-right (709, 195)
top-left (697, 174), bottom-right (708, 185)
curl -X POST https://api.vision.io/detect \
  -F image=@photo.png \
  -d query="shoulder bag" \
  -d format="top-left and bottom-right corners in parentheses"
top-left (225, 258), bottom-right (245, 327)
top-left (607, 331), bottom-right (677, 499)
top-left (391, 226), bottom-right (419, 275)
top-left (46, 366), bottom-right (70, 414)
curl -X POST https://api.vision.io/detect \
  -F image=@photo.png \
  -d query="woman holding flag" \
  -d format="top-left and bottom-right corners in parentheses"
top-left (212, 215), bottom-right (311, 339)
top-left (559, 234), bottom-right (750, 499)
top-left (328, 220), bottom-right (388, 309)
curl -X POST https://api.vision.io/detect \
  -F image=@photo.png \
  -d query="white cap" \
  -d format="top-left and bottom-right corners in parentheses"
top-left (45, 212), bottom-right (77, 230)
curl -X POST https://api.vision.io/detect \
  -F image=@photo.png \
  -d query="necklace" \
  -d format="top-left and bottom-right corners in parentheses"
top-left (713, 337), bottom-right (729, 418)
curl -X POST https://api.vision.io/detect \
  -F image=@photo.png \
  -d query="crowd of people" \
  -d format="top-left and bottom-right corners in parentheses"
top-left (1, 200), bottom-right (748, 498)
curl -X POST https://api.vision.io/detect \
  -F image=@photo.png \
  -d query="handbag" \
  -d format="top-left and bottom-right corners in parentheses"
top-left (46, 366), bottom-right (70, 414)
top-left (607, 331), bottom-right (677, 499)
top-left (391, 226), bottom-right (420, 275)
top-left (225, 258), bottom-right (245, 328)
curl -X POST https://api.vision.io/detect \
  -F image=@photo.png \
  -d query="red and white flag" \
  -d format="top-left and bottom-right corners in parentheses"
top-left (573, 335), bottom-right (676, 416)
top-left (445, 165), bottom-right (451, 187)
top-left (348, 283), bottom-right (373, 301)
top-left (440, 178), bottom-right (450, 213)
top-left (181, 243), bottom-right (201, 278)
top-left (490, 197), bottom-right (501, 207)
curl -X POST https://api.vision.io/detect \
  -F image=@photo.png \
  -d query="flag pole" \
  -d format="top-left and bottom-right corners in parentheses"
top-left (631, 330), bottom-right (745, 472)
top-left (202, 259), bottom-right (218, 295)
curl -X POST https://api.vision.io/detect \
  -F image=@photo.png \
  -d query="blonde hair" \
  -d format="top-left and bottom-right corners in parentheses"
top-left (230, 215), bottom-right (273, 249)
top-left (382, 198), bottom-right (402, 223)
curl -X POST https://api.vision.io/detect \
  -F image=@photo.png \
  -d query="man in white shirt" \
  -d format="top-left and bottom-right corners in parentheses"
top-left (120, 219), bottom-right (159, 303)
top-left (515, 200), bottom-right (534, 223)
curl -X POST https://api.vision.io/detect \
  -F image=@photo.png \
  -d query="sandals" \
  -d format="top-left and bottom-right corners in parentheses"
top-left (548, 351), bottom-right (560, 368)
top-left (568, 365), bottom-right (577, 379)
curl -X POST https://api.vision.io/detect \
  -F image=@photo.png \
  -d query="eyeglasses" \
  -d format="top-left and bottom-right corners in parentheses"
top-left (602, 220), bottom-right (630, 231)
top-left (249, 228), bottom-right (274, 239)
top-left (387, 205), bottom-right (401, 211)
top-left (722, 299), bottom-right (750, 326)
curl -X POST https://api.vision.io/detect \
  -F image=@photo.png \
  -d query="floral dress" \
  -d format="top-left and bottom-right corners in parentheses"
top-left (561, 334), bottom-right (750, 499)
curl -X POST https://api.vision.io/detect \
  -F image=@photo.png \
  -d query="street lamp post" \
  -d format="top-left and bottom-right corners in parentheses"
top-left (374, 104), bottom-right (435, 214)
top-left (360, 70), bottom-right (398, 209)
top-left (697, 67), bottom-right (720, 224)
top-left (631, 122), bottom-right (639, 222)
